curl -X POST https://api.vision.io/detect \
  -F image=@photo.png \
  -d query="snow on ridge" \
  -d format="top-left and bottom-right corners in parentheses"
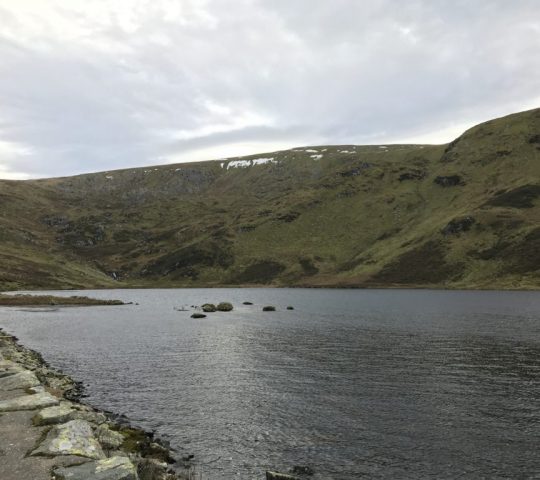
top-left (252, 157), bottom-right (277, 166)
top-left (227, 159), bottom-right (251, 169)
top-left (226, 157), bottom-right (278, 169)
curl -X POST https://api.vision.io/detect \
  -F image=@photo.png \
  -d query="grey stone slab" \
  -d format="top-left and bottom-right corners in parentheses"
top-left (54, 456), bottom-right (138, 480)
top-left (0, 392), bottom-right (59, 412)
top-left (31, 419), bottom-right (105, 460)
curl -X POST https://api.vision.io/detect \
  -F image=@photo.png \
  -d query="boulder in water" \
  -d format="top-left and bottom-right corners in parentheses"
top-left (217, 302), bottom-right (233, 311)
top-left (201, 303), bottom-right (216, 312)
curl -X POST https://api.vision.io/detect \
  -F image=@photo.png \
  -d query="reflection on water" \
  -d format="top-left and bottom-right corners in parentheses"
top-left (1, 288), bottom-right (539, 479)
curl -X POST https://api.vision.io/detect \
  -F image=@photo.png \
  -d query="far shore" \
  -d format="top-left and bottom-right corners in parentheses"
top-left (0, 294), bottom-right (125, 307)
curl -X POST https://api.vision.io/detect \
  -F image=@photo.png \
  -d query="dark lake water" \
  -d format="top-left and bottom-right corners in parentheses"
top-left (1, 288), bottom-right (539, 479)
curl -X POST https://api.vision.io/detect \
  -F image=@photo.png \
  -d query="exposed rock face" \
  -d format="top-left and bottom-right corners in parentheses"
top-left (442, 216), bottom-right (476, 235)
top-left (54, 456), bottom-right (138, 480)
top-left (434, 175), bottom-right (464, 187)
top-left (0, 370), bottom-right (40, 390)
top-left (31, 419), bottom-right (105, 459)
top-left (0, 392), bottom-right (59, 412)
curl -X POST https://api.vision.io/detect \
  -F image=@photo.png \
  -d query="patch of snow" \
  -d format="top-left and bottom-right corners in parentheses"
top-left (305, 149), bottom-right (318, 153)
top-left (310, 154), bottom-right (323, 160)
top-left (252, 157), bottom-right (277, 166)
top-left (340, 150), bottom-right (355, 154)
top-left (220, 162), bottom-right (225, 168)
top-left (105, 175), bottom-right (113, 180)
top-left (227, 160), bottom-right (251, 169)
top-left (379, 146), bottom-right (387, 149)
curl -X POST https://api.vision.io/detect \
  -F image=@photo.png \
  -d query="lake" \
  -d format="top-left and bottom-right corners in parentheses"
top-left (0, 288), bottom-right (539, 479)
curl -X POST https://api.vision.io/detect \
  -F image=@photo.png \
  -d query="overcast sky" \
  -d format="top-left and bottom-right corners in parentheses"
top-left (0, 0), bottom-right (539, 179)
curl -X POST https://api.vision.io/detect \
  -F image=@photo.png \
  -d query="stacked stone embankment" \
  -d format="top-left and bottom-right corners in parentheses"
top-left (0, 329), bottom-right (183, 480)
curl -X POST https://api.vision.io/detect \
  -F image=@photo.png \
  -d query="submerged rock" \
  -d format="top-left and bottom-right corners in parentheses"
top-left (243, 301), bottom-right (253, 305)
top-left (0, 392), bottom-right (59, 412)
top-left (31, 419), bottom-right (105, 459)
top-left (291, 465), bottom-right (314, 475)
top-left (191, 313), bottom-right (206, 319)
top-left (286, 306), bottom-right (294, 310)
top-left (201, 303), bottom-right (216, 312)
top-left (217, 302), bottom-right (233, 311)
top-left (0, 369), bottom-right (40, 390)
top-left (262, 306), bottom-right (276, 311)
top-left (54, 456), bottom-right (137, 480)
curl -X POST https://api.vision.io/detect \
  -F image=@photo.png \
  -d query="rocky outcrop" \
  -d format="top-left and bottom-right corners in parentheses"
top-left (434, 175), bottom-right (464, 187)
top-left (442, 216), bottom-right (476, 235)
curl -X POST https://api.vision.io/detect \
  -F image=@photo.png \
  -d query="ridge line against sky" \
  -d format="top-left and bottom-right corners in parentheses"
top-left (0, 0), bottom-right (539, 180)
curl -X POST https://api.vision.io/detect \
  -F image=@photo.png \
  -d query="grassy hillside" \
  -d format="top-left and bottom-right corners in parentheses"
top-left (1, 108), bottom-right (539, 290)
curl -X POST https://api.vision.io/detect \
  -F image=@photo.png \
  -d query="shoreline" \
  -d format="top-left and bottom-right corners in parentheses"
top-left (0, 327), bottom-right (192, 480)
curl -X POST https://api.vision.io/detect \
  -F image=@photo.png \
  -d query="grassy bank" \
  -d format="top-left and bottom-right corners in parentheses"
top-left (0, 294), bottom-right (124, 306)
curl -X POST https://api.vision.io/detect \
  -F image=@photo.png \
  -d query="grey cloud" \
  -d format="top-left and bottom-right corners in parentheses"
top-left (0, 0), bottom-right (538, 178)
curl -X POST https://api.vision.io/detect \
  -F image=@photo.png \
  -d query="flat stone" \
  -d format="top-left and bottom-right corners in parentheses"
top-left (0, 409), bottom-right (92, 480)
top-left (0, 370), bottom-right (40, 390)
top-left (0, 360), bottom-right (26, 378)
top-left (54, 456), bottom-right (138, 480)
top-left (96, 424), bottom-right (125, 449)
top-left (0, 392), bottom-right (59, 412)
top-left (31, 419), bottom-right (105, 459)
top-left (33, 404), bottom-right (77, 426)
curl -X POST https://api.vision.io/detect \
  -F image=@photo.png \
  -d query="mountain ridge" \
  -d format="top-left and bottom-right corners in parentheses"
top-left (1, 107), bottom-right (539, 291)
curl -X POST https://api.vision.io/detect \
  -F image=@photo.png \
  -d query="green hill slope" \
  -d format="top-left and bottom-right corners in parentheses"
top-left (1, 108), bottom-right (539, 290)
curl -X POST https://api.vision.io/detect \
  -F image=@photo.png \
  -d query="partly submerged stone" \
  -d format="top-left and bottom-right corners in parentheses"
top-left (54, 456), bottom-right (138, 480)
top-left (0, 392), bottom-right (59, 412)
top-left (216, 302), bottom-right (233, 311)
top-left (96, 423), bottom-right (125, 450)
top-left (31, 419), bottom-right (105, 459)
top-left (0, 369), bottom-right (40, 390)
top-left (266, 472), bottom-right (300, 480)
top-left (262, 306), bottom-right (276, 312)
top-left (201, 303), bottom-right (216, 312)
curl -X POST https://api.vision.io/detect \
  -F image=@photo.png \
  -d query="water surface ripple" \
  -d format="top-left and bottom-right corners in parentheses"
top-left (1, 289), bottom-right (539, 479)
